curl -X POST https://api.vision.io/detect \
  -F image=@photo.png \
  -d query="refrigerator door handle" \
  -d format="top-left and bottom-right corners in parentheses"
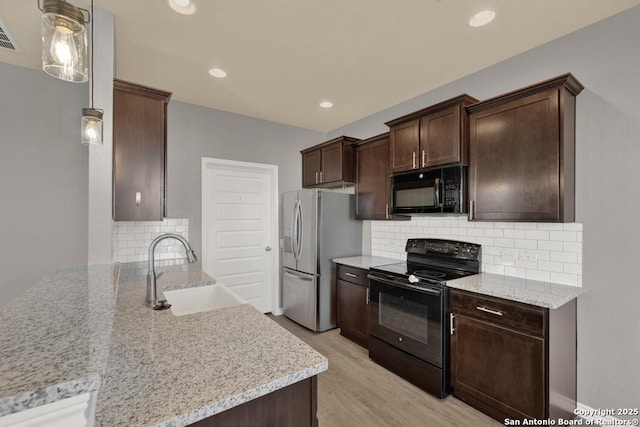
top-left (296, 199), bottom-right (304, 261)
top-left (284, 269), bottom-right (314, 281)
top-left (290, 199), bottom-right (298, 259)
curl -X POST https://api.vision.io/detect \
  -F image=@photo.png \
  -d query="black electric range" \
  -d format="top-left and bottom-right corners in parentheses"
top-left (367, 238), bottom-right (481, 398)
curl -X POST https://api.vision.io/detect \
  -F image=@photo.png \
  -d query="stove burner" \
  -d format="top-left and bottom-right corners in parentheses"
top-left (412, 270), bottom-right (447, 279)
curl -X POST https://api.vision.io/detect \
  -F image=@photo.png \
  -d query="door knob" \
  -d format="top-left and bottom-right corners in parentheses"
top-left (265, 246), bottom-right (272, 252)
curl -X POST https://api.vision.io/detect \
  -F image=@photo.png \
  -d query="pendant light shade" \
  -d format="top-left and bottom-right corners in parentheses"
top-left (81, 108), bottom-right (103, 145)
top-left (39, 0), bottom-right (88, 83)
top-left (80, 0), bottom-right (102, 145)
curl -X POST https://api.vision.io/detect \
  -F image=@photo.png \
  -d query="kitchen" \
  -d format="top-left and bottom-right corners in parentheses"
top-left (1, 1), bottom-right (640, 426)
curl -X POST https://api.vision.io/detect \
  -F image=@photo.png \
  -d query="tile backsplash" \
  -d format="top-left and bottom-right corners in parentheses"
top-left (370, 216), bottom-right (582, 286)
top-left (112, 218), bottom-right (190, 263)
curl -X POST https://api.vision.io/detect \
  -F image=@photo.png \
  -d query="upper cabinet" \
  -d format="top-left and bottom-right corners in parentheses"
top-left (385, 94), bottom-right (478, 173)
top-left (355, 133), bottom-right (409, 220)
top-left (301, 136), bottom-right (359, 188)
top-left (468, 74), bottom-right (584, 222)
top-left (113, 79), bottom-right (171, 221)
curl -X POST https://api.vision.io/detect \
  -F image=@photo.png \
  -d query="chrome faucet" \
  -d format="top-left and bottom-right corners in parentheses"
top-left (146, 233), bottom-right (197, 310)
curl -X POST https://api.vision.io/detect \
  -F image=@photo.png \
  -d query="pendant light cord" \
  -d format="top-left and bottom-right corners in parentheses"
top-left (90, 0), bottom-right (94, 108)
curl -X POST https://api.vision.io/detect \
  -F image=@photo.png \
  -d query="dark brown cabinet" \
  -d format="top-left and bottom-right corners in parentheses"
top-left (191, 376), bottom-right (318, 427)
top-left (468, 73), bottom-right (584, 222)
top-left (449, 289), bottom-right (577, 423)
top-left (385, 95), bottom-right (478, 174)
top-left (301, 136), bottom-right (359, 188)
top-left (336, 264), bottom-right (369, 348)
top-left (355, 133), bottom-right (401, 220)
top-left (113, 79), bottom-right (171, 221)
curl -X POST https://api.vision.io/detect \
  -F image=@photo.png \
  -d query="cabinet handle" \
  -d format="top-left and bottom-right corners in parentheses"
top-left (345, 272), bottom-right (358, 278)
top-left (476, 306), bottom-right (504, 316)
top-left (469, 200), bottom-right (475, 220)
top-left (315, 171), bottom-right (319, 184)
top-left (366, 288), bottom-right (370, 305)
top-left (385, 204), bottom-right (390, 219)
top-left (412, 151), bottom-right (417, 169)
top-left (422, 150), bottom-right (426, 168)
top-left (450, 313), bottom-right (455, 335)
top-left (320, 171), bottom-right (324, 182)
top-left (135, 192), bottom-right (142, 206)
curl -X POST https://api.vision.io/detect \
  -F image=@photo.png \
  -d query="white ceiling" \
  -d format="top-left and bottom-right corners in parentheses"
top-left (1, 0), bottom-right (639, 132)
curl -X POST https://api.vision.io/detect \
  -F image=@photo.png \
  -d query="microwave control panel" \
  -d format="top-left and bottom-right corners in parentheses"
top-left (443, 177), bottom-right (459, 208)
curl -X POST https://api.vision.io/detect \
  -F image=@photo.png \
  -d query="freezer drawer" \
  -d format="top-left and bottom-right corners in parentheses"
top-left (282, 268), bottom-right (318, 331)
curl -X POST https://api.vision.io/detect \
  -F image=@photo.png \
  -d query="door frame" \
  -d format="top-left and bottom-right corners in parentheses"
top-left (201, 157), bottom-right (281, 314)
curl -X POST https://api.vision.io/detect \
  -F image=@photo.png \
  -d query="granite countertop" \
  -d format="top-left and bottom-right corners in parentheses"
top-left (95, 264), bottom-right (327, 426)
top-left (446, 272), bottom-right (585, 309)
top-left (0, 262), bottom-right (328, 426)
top-left (0, 263), bottom-right (120, 415)
top-left (333, 255), bottom-right (401, 270)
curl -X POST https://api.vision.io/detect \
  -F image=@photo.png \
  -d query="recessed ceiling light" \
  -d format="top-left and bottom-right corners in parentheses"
top-left (168, 0), bottom-right (196, 15)
top-left (469, 10), bottom-right (495, 27)
top-left (208, 67), bottom-right (227, 78)
top-left (319, 101), bottom-right (334, 109)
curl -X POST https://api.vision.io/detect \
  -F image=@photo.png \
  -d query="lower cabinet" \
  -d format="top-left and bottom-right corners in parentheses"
top-left (190, 377), bottom-right (317, 427)
top-left (336, 264), bottom-right (369, 348)
top-left (449, 289), bottom-right (576, 423)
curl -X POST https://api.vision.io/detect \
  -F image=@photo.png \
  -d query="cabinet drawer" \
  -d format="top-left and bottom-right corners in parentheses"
top-left (449, 290), bottom-right (546, 337)
top-left (336, 265), bottom-right (368, 286)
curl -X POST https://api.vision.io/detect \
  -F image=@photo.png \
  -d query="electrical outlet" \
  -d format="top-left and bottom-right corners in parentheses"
top-left (518, 252), bottom-right (538, 262)
top-left (501, 249), bottom-right (517, 266)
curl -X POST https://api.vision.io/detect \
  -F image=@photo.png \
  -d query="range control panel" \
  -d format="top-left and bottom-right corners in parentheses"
top-left (405, 238), bottom-right (480, 260)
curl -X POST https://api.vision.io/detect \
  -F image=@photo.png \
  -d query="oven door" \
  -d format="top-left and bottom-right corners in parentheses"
top-left (391, 170), bottom-right (442, 214)
top-left (368, 274), bottom-right (445, 367)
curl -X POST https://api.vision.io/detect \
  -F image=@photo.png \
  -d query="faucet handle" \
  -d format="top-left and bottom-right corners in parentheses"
top-left (151, 300), bottom-right (172, 311)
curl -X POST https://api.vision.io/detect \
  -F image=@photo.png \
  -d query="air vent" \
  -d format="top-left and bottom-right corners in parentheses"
top-left (0, 17), bottom-right (21, 52)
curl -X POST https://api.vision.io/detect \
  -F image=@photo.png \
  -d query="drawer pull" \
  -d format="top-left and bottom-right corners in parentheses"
top-left (345, 272), bottom-right (358, 278)
top-left (476, 306), bottom-right (504, 316)
top-left (450, 313), bottom-right (455, 335)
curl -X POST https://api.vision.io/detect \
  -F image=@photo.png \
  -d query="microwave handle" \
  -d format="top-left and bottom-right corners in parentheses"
top-left (435, 178), bottom-right (441, 207)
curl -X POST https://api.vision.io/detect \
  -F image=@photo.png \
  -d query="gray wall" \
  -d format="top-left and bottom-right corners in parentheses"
top-left (166, 100), bottom-right (325, 257)
top-left (0, 63), bottom-right (88, 306)
top-left (328, 5), bottom-right (640, 414)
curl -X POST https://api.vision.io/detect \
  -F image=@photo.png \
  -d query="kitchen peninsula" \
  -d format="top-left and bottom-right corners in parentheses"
top-left (0, 262), bottom-right (327, 427)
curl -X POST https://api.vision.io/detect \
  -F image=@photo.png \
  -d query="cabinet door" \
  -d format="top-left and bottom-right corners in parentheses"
top-left (337, 279), bottom-right (369, 348)
top-left (320, 142), bottom-right (342, 184)
top-left (451, 314), bottom-right (545, 420)
top-left (421, 105), bottom-right (462, 168)
top-left (302, 150), bottom-right (321, 187)
top-left (113, 85), bottom-right (167, 221)
top-left (469, 89), bottom-right (561, 221)
top-left (389, 120), bottom-right (419, 173)
top-left (356, 137), bottom-right (390, 220)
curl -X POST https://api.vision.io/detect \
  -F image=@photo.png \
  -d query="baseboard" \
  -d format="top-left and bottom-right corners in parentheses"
top-left (575, 402), bottom-right (624, 424)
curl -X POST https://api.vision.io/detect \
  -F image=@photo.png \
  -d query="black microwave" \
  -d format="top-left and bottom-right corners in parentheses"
top-left (391, 166), bottom-right (467, 214)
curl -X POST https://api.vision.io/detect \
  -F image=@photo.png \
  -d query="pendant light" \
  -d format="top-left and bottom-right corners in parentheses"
top-left (81, 0), bottom-right (103, 145)
top-left (39, 0), bottom-right (89, 83)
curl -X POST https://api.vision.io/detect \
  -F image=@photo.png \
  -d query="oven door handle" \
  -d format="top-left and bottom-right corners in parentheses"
top-left (367, 274), bottom-right (441, 296)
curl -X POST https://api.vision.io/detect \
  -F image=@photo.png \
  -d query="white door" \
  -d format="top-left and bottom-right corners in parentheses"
top-left (201, 158), bottom-right (278, 313)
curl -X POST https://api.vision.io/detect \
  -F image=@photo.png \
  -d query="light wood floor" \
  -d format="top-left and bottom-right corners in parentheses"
top-left (270, 314), bottom-right (502, 427)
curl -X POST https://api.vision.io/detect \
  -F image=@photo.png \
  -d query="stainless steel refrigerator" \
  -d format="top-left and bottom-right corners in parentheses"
top-left (282, 189), bottom-right (362, 331)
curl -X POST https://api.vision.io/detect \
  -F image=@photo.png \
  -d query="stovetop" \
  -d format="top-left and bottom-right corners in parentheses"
top-left (369, 238), bottom-right (482, 285)
top-left (370, 262), bottom-right (477, 283)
